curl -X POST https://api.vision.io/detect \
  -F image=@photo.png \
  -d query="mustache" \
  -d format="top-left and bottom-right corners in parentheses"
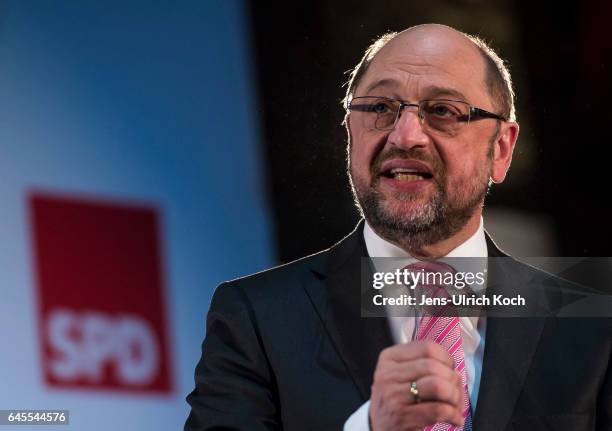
top-left (370, 148), bottom-right (444, 178)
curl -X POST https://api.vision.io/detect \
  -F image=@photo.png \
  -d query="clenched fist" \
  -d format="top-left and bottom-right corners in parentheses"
top-left (369, 341), bottom-right (465, 431)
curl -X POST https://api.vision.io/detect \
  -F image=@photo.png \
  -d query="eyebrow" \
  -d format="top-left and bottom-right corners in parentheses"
top-left (424, 87), bottom-right (468, 102)
top-left (361, 79), bottom-right (469, 103)
top-left (362, 78), bottom-right (399, 95)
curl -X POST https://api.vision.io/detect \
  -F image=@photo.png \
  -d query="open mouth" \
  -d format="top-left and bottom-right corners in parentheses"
top-left (382, 167), bottom-right (434, 182)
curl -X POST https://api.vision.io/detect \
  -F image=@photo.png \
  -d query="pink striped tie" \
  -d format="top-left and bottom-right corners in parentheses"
top-left (407, 261), bottom-right (471, 431)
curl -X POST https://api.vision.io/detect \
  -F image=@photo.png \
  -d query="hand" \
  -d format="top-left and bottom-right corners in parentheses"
top-left (369, 341), bottom-right (465, 431)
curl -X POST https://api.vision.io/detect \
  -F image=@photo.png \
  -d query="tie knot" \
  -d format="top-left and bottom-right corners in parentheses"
top-left (403, 260), bottom-right (457, 290)
top-left (403, 261), bottom-right (459, 315)
top-left (404, 260), bottom-right (457, 274)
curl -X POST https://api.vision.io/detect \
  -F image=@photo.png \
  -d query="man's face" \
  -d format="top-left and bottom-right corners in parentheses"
top-left (347, 28), bottom-right (513, 252)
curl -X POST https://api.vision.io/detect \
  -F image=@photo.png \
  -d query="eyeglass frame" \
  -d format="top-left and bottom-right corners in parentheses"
top-left (347, 96), bottom-right (508, 132)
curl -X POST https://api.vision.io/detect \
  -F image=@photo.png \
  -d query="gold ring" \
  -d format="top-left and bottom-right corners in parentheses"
top-left (409, 381), bottom-right (420, 403)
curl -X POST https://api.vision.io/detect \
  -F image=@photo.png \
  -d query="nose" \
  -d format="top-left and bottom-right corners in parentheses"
top-left (387, 106), bottom-right (431, 150)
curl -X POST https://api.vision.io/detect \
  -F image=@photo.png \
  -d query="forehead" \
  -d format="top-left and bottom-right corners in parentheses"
top-left (356, 28), bottom-right (490, 107)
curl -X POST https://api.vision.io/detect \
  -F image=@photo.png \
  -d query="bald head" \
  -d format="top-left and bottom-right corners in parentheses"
top-left (382, 24), bottom-right (484, 62)
top-left (343, 24), bottom-right (515, 121)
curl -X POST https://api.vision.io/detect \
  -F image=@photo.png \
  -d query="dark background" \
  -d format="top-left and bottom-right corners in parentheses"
top-left (249, 0), bottom-right (612, 262)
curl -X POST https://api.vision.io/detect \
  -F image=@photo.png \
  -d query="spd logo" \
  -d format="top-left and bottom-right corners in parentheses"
top-left (30, 193), bottom-right (173, 394)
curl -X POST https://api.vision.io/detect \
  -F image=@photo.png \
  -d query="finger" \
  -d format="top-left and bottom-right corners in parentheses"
top-left (373, 358), bottom-right (462, 386)
top-left (413, 376), bottom-right (464, 408)
top-left (378, 341), bottom-right (455, 368)
top-left (405, 402), bottom-right (465, 428)
top-left (385, 377), bottom-right (462, 408)
top-left (382, 377), bottom-right (462, 411)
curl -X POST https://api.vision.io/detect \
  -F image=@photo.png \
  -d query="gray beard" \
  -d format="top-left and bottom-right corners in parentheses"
top-left (347, 125), bottom-right (498, 254)
top-left (355, 181), bottom-right (487, 254)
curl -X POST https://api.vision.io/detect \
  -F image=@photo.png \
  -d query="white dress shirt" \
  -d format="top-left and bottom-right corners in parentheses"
top-left (344, 219), bottom-right (488, 431)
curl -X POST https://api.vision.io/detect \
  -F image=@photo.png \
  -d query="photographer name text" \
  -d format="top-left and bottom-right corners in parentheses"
top-left (373, 293), bottom-right (526, 307)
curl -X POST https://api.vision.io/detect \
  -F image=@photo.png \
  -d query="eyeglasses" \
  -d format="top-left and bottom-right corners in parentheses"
top-left (348, 96), bottom-right (507, 136)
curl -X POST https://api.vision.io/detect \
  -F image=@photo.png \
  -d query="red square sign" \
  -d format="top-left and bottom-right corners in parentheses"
top-left (30, 193), bottom-right (173, 394)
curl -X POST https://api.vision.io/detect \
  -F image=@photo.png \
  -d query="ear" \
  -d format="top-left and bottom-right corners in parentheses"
top-left (490, 121), bottom-right (519, 184)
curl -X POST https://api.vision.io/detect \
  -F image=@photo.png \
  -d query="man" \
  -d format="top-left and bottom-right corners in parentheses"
top-left (185, 24), bottom-right (612, 430)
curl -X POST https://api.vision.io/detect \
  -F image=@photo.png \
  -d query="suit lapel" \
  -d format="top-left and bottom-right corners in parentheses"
top-left (472, 234), bottom-right (547, 430)
top-left (301, 221), bottom-right (394, 400)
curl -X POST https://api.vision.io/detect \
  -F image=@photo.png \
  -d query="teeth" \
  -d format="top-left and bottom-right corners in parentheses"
top-left (390, 168), bottom-right (420, 174)
top-left (394, 173), bottom-right (422, 181)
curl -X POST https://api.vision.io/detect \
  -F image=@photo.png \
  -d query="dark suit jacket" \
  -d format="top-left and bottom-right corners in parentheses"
top-left (185, 222), bottom-right (612, 430)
